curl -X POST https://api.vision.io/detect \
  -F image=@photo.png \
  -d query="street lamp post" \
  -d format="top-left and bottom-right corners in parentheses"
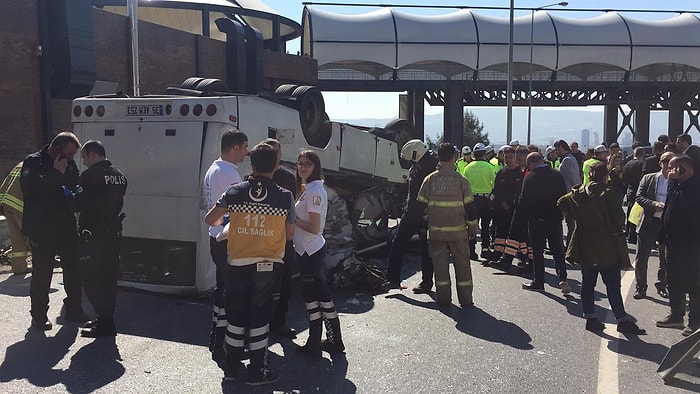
top-left (527, 2), bottom-right (568, 145)
top-left (506, 0), bottom-right (515, 145)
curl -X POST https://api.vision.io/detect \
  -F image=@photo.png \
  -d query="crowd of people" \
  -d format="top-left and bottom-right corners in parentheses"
top-left (390, 133), bottom-right (700, 338)
top-left (3, 127), bottom-right (700, 386)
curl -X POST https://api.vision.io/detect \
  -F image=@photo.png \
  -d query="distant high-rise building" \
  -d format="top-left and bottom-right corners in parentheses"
top-left (593, 131), bottom-right (600, 146)
top-left (581, 129), bottom-right (591, 148)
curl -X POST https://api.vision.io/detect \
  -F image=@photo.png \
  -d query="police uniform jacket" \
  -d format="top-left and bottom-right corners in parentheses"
top-left (0, 162), bottom-right (23, 215)
top-left (461, 159), bottom-right (496, 194)
top-left (78, 160), bottom-right (127, 233)
top-left (416, 164), bottom-right (478, 242)
top-left (20, 145), bottom-right (80, 239)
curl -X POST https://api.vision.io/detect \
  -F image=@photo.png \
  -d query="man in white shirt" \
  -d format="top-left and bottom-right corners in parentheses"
top-left (202, 129), bottom-right (248, 371)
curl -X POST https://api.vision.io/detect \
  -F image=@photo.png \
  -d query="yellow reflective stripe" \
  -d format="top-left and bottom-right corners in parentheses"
top-left (467, 220), bottom-right (479, 228)
top-left (464, 195), bottom-right (474, 204)
top-left (435, 280), bottom-right (450, 287)
top-left (456, 280), bottom-right (474, 287)
top-left (10, 251), bottom-right (30, 258)
top-left (9, 168), bottom-right (21, 177)
top-left (427, 200), bottom-right (464, 207)
top-left (416, 194), bottom-right (428, 203)
top-left (1, 194), bottom-right (23, 212)
top-left (430, 224), bottom-right (468, 232)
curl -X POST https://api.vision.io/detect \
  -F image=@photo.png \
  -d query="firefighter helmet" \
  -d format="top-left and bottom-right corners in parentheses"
top-left (401, 139), bottom-right (428, 162)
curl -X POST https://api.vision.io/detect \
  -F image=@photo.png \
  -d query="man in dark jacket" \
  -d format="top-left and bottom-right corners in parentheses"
top-left (519, 153), bottom-right (569, 293)
top-left (20, 131), bottom-right (86, 330)
top-left (632, 151), bottom-right (673, 300)
top-left (675, 134), bottom-right (700, 175)
top-left (386, 140), bottom-right (438, 292)
top-left (622, 147), bottom-right (646, 243)
top-left (642, 141), bottom-right (664, 175)
top-left (77, 140), bottom-right (127, 338)
top-left (656, 155), bottom-right (700, 336)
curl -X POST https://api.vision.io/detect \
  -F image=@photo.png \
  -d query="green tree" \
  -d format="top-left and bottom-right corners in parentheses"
top-left (462, 109), bottom-right (489, 148)
top-left (427, 109), bottom-right (489, 150)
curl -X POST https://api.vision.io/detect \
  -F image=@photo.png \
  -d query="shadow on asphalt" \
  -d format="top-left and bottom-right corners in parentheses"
top-left (384, 292), bottom-right (534, 350)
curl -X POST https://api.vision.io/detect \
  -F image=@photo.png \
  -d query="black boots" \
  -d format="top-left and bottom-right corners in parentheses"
top-left (322, 318), bottom-right (345, 354)
top-left (633, 285), bottom-right (647, 300)
top-left (297, 318), bottom-right (322, 358)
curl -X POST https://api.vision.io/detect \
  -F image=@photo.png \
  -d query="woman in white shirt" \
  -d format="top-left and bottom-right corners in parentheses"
top-left (293, 150), bottom-right (345, 357)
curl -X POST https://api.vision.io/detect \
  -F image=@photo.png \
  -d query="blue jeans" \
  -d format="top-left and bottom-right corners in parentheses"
top-left (581, 263), bottom-right (628, 321)
top-left (528, 218), bottom-right (567, 285)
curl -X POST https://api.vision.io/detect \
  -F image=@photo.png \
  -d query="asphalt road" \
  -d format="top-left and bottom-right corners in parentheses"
top-left (1, 242), bottom-right (699, 393)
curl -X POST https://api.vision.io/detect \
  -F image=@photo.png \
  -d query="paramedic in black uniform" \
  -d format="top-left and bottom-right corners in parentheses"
top-left (77, 140), bottom-right (128, 337)
top-left (205, 143), bottom-right (295, 386)
top-left (20, 131), bottom-right (85, 330)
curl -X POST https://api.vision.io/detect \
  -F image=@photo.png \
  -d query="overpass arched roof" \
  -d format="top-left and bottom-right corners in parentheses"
top-left (94, 0), bottom-right (301, 42)
top-left (302, 6), bottom-right (700, 82)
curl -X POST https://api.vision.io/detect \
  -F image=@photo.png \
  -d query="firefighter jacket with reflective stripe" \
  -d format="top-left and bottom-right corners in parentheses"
top-left (78, 160), bottom-right (127, 233)
top-left (217, 176), bottom-right (295, 266)
top-left (461, 159), bottom-right (496, 194)
top-left (0, 162), bottom-right (23, 215)
top-left (20, 145), bottom-right (80, 239)
top-left (417, 164), bottom-right (479, 241)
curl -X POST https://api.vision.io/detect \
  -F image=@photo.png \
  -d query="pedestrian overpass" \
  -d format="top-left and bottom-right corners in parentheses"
top-left (302, 5), bottom-right (700, 146)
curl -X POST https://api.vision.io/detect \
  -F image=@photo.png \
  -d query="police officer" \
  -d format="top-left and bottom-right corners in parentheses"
top-left (417, 143), bottom-right (479, 307)
top-left (20, 131), bottom-right (85, 330)
top-left (77, 140), bottom-right (127, 338)
top-left (386, 139), bottom-right (438, 293)
top-left (582, 145), bottom-right (609, 184)
top-left (456, 146), bottom-right (472, 174)
top-left (461, 143), bottom-right (496, 261)
top-left (0, 161), bottom-right (31, 275)
top-left (205, 143), bottom-right (295, 385)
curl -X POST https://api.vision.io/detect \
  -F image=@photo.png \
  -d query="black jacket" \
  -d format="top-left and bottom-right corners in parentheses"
top-left (20, 145), bottom-right (80, 239)
top-left (662, 174), bottom-right (700, 247)
top-left (519, 165), bottom-right (567, 222)
top-left (78, 160), bottom-right (127, 233)
top-left (405, 151), bottom-right (438, 216)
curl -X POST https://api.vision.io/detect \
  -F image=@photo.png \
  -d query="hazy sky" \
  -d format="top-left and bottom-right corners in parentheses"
top-left (260, 1), bottom-right (696, 142)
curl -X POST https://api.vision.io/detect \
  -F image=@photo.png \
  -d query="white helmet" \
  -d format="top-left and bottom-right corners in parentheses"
top-left (401, 139), bottom-right (428, 162)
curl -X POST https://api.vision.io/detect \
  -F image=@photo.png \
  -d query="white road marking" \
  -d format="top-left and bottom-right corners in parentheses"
top-left (597, 269), bottom-right (636, 394)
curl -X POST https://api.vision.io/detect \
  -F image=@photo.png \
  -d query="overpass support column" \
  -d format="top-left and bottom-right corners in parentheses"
top-left (668, 105), bottom-right (684, 140)
top-left (409, 90), bottom-right (425, 141)
top-left (443, 86), bottom-right (464, 147)
top-left (603, 104), bottom-right (618, 145)
top-left (634, 104), bottom-right (651, 146)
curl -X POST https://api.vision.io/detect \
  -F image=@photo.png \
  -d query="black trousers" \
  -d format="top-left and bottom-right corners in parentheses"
top-left (386, 211), bottom-right (432, 285)
top-left (666, 244), bottom-right (700, 326)
top-left (224, 262), bottom-right (282, 371)
top-left (81, 231), bottom-right (120, 323)
top-left (209, 237), bottom-right (228, 362)
top-left (474, 195), bottom-right (493, 249)
top-left (29, 222), bottom-right (81, 321)
top-left (271, 240), bottom-right (295, 328)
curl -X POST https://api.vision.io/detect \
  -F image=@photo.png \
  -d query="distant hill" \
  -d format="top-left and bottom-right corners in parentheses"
top-left (335, 107), bottom-right (671, 148)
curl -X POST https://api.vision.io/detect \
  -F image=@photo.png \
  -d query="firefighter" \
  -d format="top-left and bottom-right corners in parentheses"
top-left (386, 139), bottom-right (438, 293)
top-left (461, 143), bottom-right (496, 261)
top-left (0, 161), bottom-right (31, 275)
top-left (417, 143), bottom-right (479, 307)
top-left (77, 140), bottom-right (127, 338)
top-left (20, 131), bottom-right (85, 330)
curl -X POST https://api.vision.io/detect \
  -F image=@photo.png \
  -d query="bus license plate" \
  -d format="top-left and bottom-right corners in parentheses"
top-left (126, 105), bottom-right (163, 116)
